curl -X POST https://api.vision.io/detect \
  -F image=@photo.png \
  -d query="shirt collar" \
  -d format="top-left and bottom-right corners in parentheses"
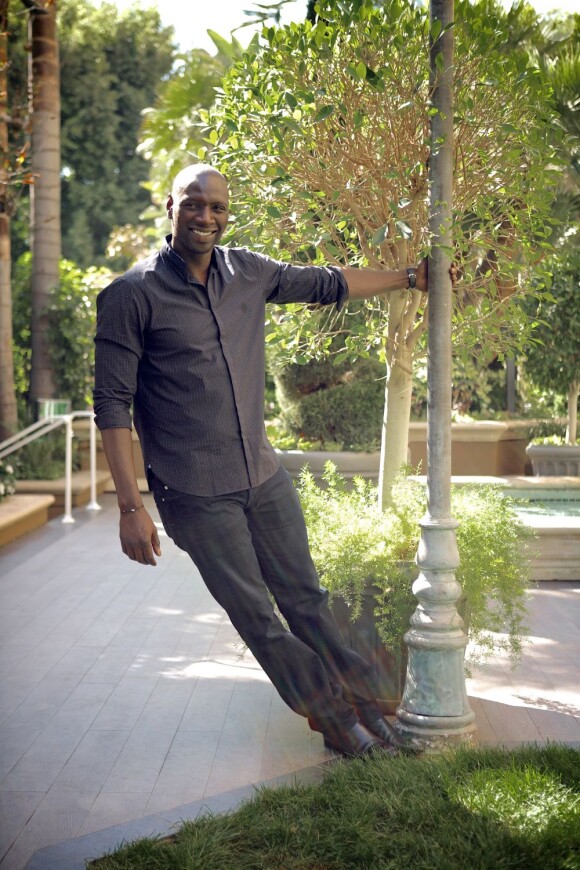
top-left (162, 236), bottom-right (235, 286)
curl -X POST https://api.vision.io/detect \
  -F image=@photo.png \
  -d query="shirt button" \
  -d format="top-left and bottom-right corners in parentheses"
top-left (164, 485), bottom-right (168, 490)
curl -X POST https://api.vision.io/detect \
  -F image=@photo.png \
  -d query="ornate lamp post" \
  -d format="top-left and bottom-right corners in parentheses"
top-left (396, 0), bottom-right (477, 749)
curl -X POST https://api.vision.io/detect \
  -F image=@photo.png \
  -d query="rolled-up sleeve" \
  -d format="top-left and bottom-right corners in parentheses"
top-left (246, 252), bottom-right (349, 310)
top-left (93, 279), bottom-right (147, 431)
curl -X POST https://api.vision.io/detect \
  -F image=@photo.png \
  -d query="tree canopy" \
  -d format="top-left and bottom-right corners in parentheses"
top-left (208, 0), bottom-right (558, 289)
top-left (58, 0), bottom-right (176, 266)
top-left (200, 0), bottom-right (562, 499)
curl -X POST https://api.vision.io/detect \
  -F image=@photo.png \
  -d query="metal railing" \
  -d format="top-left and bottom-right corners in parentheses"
top-left (0, 411), bottom-right (102, 523)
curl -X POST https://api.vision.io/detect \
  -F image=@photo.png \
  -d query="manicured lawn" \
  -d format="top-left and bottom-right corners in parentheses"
top-left (92, 745), bottom-right (580, 869)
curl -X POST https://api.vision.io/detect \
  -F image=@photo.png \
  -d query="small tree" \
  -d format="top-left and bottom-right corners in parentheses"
top-left (206, 0), bottom-right (560, 505)
top-left (523, 250), bottom-right (580, 444)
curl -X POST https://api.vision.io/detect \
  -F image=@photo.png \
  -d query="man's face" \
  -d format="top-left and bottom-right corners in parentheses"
top-left (168, 173), bottom-right (229, 260)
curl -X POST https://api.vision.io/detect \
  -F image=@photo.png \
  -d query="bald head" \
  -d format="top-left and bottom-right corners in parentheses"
top-left (171, 164), bottom-right (228, 200)
top-left (167, 164), bottom-right (230, 267)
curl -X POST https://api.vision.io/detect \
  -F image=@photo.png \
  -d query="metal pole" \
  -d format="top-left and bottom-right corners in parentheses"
top-left (396, 0), bottom-right (477, 749)
top-left (506, 359), bottom-right (516, 415)
top-left (62, 414), bottom-right (75, 523)
top-left (86, 413), bottom-right (101, 511)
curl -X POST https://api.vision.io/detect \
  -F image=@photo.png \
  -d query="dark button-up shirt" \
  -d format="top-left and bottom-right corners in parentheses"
top-left (94, 238), bottom-right (348, 496)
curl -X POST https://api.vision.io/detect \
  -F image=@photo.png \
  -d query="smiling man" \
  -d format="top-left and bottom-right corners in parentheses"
top-left (94, 163), bottom-right (426, 759)
top-left (168, 167), bottom-right (230, 272)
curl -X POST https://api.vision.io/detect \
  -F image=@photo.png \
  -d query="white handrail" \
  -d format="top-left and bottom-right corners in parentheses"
top-left (0, 411), bottom-right (102, 524)
top-left (0, 418), bottom-right (65, 456)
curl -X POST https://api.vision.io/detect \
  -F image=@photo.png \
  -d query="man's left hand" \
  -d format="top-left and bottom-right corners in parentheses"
top-left (414, 258), bottom-right (458, 293)
top-left (416, 258), bottom-right (428, 293)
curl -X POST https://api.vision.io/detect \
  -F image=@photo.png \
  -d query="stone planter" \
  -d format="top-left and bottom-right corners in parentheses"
top-left (331, 581), bottom-right (407, 715)
top-left (409, 421), bottom-right (535, 477)
top-left (278, 449), bottom-right (380, 481)
top-left (526, 444), bottom-right (580, 477)
top-left (278, 420), bottom-right (538, 481)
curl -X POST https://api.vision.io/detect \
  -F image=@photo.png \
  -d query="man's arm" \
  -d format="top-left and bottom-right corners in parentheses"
top-left (342, 260), bottom-right (427, 299)
top-left (101, 427), bottom-right (161, 567)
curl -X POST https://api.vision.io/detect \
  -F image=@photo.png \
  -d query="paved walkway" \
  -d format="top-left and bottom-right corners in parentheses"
top-left (1, 494), bottom-right (579, 869)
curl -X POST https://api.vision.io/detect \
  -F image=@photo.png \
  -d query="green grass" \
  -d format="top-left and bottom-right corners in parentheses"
top-left (92, 745), bottom-right (580, 870)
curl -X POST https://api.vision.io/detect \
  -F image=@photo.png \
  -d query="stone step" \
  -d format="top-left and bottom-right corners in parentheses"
top-left (0, 494), bottom-right (55, 547)
top-left (14, 470), bottom-right (112, 519)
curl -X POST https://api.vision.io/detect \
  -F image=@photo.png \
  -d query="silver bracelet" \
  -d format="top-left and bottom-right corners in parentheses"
top-left (120, 504), bottom-right (145, 514)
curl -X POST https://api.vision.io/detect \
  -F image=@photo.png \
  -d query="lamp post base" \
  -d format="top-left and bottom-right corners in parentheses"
top-left (395, 707), bottom-right (477, 752)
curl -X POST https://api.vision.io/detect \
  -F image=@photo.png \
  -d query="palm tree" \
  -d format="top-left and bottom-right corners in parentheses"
top-left (0, 0), bottom-right (18, 440)
top-left (22, 0), bottom-right (61, 407)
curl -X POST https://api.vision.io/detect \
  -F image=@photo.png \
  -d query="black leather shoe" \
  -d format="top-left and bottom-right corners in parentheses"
top-left (360, 715), bottom-right (411, 754)
top-left (320, 721), bottom-right (388, 758)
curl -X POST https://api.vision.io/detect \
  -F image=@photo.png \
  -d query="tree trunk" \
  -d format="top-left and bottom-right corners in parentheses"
top-left (28, 0), bottom-right (60, 406)
top-left (378, 347), bottom-right (413, 511)
top-left (567, 380), bottom-right (579, 445)
top-left (0, 0), bottom-right (18, 441)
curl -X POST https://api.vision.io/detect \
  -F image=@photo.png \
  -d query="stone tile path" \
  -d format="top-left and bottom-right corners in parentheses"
top-left (0, 494), bottom-right (578, 869)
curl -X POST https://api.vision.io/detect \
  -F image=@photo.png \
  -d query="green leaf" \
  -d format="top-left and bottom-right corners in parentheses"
top-left (430, 19), bottom-right (442, 41)
top-left (372, 224), bottom-right (389, 245)
top-left (207, 30), bottom-right (240, 61)
top-left (356, 61), bottom-right (367, 80)
top-left (314, 104), bottom-right (334, 123)
top-left (396, 220), bottom-right (413, 240)
top-left (346, 64), bottom-right (363, 81)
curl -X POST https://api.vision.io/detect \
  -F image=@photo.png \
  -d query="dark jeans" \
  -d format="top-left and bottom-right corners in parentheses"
top-left (152, 465), bottom-right (381, 732)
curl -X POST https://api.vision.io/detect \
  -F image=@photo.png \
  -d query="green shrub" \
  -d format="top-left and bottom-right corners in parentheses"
top-left (412, 357), bottom-right (508, 420)
top-left (0, 458), bottom-right (17, 502)
top-left (272, 357), bottom-right (385, 450)
top-left (525, 420), bottom-right (567, 443)
top-left (297, 463), bottom-right (533, 670)
top-left (14, 431), bottom-right (80, 481)
top-left (12, 253), bottom-right (112, 409)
